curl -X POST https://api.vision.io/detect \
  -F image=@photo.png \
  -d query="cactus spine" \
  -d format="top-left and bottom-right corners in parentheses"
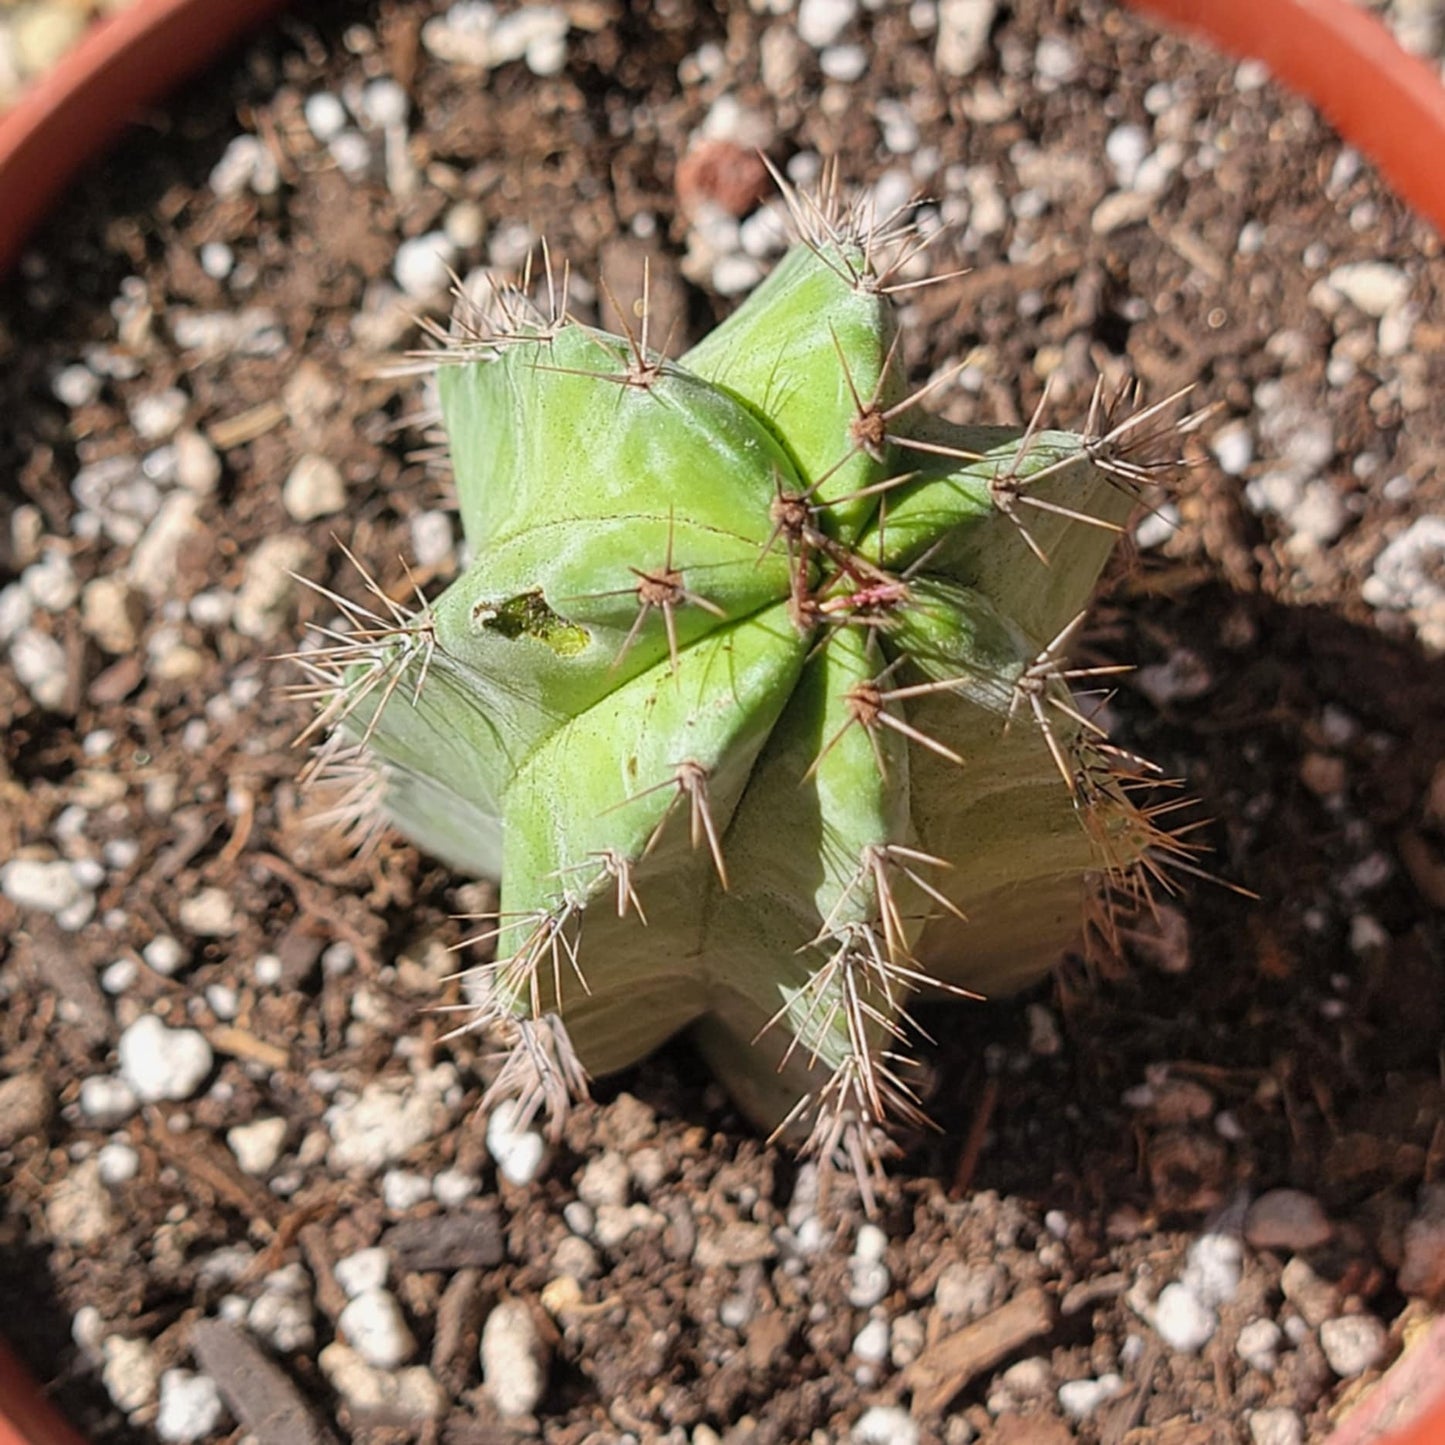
top-left (298, 186), bottom-right (1194, 1195)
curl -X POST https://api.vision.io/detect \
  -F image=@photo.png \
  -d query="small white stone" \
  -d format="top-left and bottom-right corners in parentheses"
top-left (283, 453), bottom-right (347, 522)
top-left (1105, 123), bottom-right (1151, 188)
top-left (798, 0), bottom-right (858, 49)
top-left (172, 429), bottom-right (221, 495)
top-left (577, 1150), bottom-right (630, 1209)
top-left (117, 1014), bottom-right (214, 1103)
top-left (0, 583), bottom-right (33, 644)
top-left (1326, 262), bottom-right (1410, 318)
top-left (409, 511), bottom-right (455, 568)
top-left (848, 1258), bottom-right (890, 1309)
top-left (433, 1168), bottom-right (480, 1207)
top-left (2, 858), bottom-right (84, 915)
top-left (249, 1289), bottom-right (316, 1353)
top-left (1059, 1373), bottom-right (1124, 1421)
top-left (141, 936), bottom-right (186, 977)
top-left (1152, 1282), bottom-right (1217, 1353)
top-left (935, 0), bottom-right (997, 76)
top-left (226, 1117), bottom-right (288, 1176)
top-left (394, 232), bottom-right (458, 300)
top-left (340, 1289), bottom-right (417, 1370)
top-left (361, 78), bottom-right (409, 128)
top-left (486, 1099), bottom-right (547, 1185)
top-left (853, 1405), bottom-right (920, 1445)
top-left (443, 201), bottom-right (486, 252)
top-left (854, 1223), bottom-right (888, 1264)
top-left (234, 534), bottom-right (309, 642)
top-left (156, 1369), bottom-right (225, 1442)
top-left (178, 887), bottom-right (236, 937)
top-left (1237, 1318), bottom-right (1284, 1373)
top-left (53, 364), bottom-right (102, 408)
top-left (335, 1247), bottom-right (391, 1298)
top-left (1319, 1314), bottom-right (1388, 1378)
top-left (594, 1202), bottom-right (665, 1249)
top-left (1183, 1233), bottom-right (1243, 1308)
top-left (100, 959), bottom-right (138, 995)
top-left (305, 91), bottom-right (348, 142)
top-left (46, 1159), bottom-right (115, 1246)
top-left (934, 1261), bottom-right (1003, 1322)
top-left (1249, 1406), bottom-right (1305, 1445)
top-left (79, 1076), bottom-right (139, 1126)
top-left (209, 135), bottom-right (263, 198)
top-left (711, 253), bottom-right (764, 297)
top-left (1135, 500), bottom-right (1180, 551)
top-left (102, 1335), bottom-right (159, 1413)
top-left (383, 1168), bottom-right (433, 1212)
top-left (1211, 421), bottom-right (1255, 476)
top-left (1034, 33), bottom-right (1079, 85)
top-left (738, 205), bottom-right (790, 260)
top-left (199, 242), bottom-right (234, 280)
top-left (9, 629), bottom-right (70, 711)
top-left (481, 1298), bottom-right (547, 1417)
top-left (329, 130), bottom-right (372, 179)
top-left (319, 1343), bottom-right (446, 1420)
top-left (851, 1316), bottom-right (890, 1363)
top-left (819, 43), bottom-right (868, 82)
top-left (130, 387), bottom-right (188, 442)
top-left (1362, 517), bottom-right (1445, 614)
top-left (96, 1142), bottom-right (140, 1186)
top-left (23, 548), bottom-right (79, 612)
top-left (327, 1078), bottom-right (450, 1175)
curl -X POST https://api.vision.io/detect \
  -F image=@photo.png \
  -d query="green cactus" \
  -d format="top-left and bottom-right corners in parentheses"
top-left (297, 187), bottom-right (1193, 1196)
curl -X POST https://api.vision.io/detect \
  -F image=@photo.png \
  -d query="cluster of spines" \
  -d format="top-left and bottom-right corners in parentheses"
top-left (295, 174), bottom-right (1209, 1201)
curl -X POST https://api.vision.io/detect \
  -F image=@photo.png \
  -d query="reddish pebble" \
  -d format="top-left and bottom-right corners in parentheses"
top-left (675, 140), bottom-right (772, 219)
top-left (1245, 1188), bottom-right (1334, 1253)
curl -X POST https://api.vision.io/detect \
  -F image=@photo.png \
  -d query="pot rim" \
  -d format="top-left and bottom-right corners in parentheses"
top-left (1122, 0), bottom-right (1445, 238)
top-left (0, 0), bottom-right (289, 276)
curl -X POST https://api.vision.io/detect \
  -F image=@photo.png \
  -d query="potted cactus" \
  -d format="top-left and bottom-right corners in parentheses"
top-left (296, 183), bottom-right (1196, 1194)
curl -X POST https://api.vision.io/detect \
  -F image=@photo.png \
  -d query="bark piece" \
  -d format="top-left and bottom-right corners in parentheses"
top-left (383, 1209), bottom-right (505, 1272)
top-left (190, 1318), bottom-right (337, 1445)
top-left (903, 1286), bottom-right (1056, 1415)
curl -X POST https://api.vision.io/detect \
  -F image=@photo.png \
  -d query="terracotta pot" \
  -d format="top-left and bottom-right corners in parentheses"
top-left (1122, 0), bottom-right (1445, 237)
top-left (0, 0), bottom-right (290, 276)
top-left (0, 1), bottom-right (1443, 1443)
top-left (0, 1339), bottom-right (88, 1445)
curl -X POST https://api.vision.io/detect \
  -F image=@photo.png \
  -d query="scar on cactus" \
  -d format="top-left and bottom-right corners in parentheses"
top-left (291, 176), bottom-right (1211, 1204)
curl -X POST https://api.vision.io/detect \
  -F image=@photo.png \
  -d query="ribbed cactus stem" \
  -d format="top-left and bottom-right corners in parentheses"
top-left (295, 180), bottom-right (1200, 1198)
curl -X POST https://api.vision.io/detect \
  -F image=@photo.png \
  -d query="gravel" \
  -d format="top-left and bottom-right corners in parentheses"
top-left (852, 1404), bottom-right (920, 1445)
top-left (486, 1098), bottom-right (547, 1185)
top-left (155, 1369), bottom-right (226, 1442)
top-left (1249, 1407), bottom-right (1306, 1445)
top-left (338, 1288), bottom-right (417, 1370)
top-left (325, 1073), bottom-right (453, 1174)
top-left (1319, 1314), bottom-right (1389, 1378)
top-left (101, 1336), bottom-right (160, 1415)
top-left (1058, 1372), bottom-right (1125, 1420)
top-left (1244, 1189), bottom-right (1334, 1253)
top-left (282, 453), bottom-right (347, 522)
top-left (1151, 1281), bottom-right (1218, 1353)
top-left (334, 1246), bottom-right (390, 1298)
top-left (225, 1117), bottom-right (288, 1175)
top-left (117, 1014), bottom-right (214, 1103)
top-left (481, 1298), bottom-right (547, 1418)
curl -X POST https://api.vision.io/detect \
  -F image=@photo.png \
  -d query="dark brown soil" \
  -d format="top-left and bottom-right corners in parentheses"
top-left (1, 3), bottom-right (1443, 1443)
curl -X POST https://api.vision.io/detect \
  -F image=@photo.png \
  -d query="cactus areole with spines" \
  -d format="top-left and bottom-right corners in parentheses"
top-left (300, 190), bottom-right (1194, 1200)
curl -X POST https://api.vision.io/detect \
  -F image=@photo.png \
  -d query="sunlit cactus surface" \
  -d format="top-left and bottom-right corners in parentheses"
top-left (297, 184), bottom-right (1196, 1196)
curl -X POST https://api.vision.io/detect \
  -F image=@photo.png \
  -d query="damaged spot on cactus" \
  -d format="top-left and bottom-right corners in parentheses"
top-left (296, 175), bottom-right (1209, 1207)
top-left (474, 591), bottom-right (589, 655)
